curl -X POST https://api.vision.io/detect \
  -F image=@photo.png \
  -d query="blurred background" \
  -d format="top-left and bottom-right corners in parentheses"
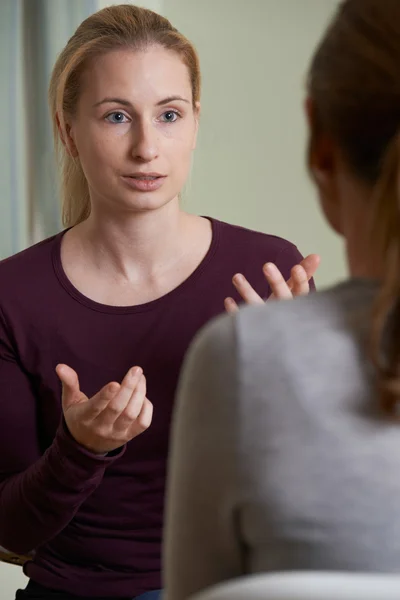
top-left (0, 0), bottom-right (343, 287)
top-left (0, 0), bottom-right (341, 593)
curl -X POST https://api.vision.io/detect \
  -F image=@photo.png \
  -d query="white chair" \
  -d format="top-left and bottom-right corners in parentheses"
top-left (188, 572), bottom-right (400, 600)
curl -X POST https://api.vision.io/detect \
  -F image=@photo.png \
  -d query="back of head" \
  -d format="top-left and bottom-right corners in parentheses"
top-left (48, 4), bottom-right (201, 228)
top-left (307, 0), bottom-right (400, 414)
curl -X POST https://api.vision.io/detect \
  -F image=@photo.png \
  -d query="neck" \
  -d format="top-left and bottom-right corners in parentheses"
top-left (343, 206), bottom-right (382, 281)
top-left (74, 198), bottom-right (197, 281)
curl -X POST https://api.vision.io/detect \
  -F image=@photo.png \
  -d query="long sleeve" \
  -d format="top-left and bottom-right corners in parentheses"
top-left (164, 314), bottom-right (244, 600)
top-left (0, 310), bottom-right (124, 555)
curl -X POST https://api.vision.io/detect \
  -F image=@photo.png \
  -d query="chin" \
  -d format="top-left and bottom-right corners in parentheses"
top-left (120, 190), bottom-right (178, 213)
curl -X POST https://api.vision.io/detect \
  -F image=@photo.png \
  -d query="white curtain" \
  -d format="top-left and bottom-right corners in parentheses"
top-left (0, 0), bottom-right (163, 260)
top-left (0, 0), bottom-right (28, 259)
top-left (23, 0), bottom-right (103, 246)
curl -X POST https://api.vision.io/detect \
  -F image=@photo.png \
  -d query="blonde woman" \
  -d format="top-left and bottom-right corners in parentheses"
top-left (0, 4), bottom-right (317, 599)
top-left (165, 1), bottom-right (400, 599)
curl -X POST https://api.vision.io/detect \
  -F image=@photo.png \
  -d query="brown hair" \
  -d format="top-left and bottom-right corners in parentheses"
top-left (307, 0), bottom-right (400, 414)
top-left (48, 4), bottom-right (201, 228)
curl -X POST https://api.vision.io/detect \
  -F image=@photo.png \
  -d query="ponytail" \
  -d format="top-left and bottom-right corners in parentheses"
top-left (369, 133), bottom-right (400, 414)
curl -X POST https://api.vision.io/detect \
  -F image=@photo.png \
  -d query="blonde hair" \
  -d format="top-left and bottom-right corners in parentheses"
top-left (48, 4), bottom-right (201, 228)
top-left (307, 0), bottom-right (400, 414)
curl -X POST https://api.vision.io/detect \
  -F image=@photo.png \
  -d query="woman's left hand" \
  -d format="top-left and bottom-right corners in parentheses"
top-left (224, 254), bottom-right (320, 314)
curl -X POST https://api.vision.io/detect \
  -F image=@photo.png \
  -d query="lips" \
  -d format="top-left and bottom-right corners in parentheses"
top-left (121, 174), bottom-right (166, 192)
top-left (127, 172), bottom-right (165, 179)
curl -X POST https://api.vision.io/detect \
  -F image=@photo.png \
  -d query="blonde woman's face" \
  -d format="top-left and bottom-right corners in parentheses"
top-left (67, 46), bottom-right (199, 215)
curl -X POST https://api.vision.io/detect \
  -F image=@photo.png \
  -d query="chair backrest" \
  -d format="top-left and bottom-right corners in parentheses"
top-left (188, 572), bottom-right (400, 600)
top-left (0, 546), bottom-right (32, 567)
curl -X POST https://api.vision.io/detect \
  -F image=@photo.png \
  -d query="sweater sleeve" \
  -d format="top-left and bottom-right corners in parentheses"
top-left (0, 309), bottom-right (125, 555)
top-left (164, 314), bottom-right (244, 600)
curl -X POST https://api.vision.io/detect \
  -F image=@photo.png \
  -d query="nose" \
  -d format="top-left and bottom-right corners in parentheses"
top-left (131, 118), bottom-right (159, 163)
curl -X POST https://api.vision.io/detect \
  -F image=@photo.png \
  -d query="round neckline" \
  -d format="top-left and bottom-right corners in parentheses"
top-left (52, 216), bottom-right (221, 314)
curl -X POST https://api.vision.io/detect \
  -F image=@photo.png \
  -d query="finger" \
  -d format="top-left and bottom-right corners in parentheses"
top-left (232, 274), bottom-right (264, 305)
top-left (56, 363), bottom-right (79, 394)
top-left (264, 263), bottom-right (293, 300)
top-left (299, 254), bottom-right (320, 280)
top-left (86, 381), bottom-right (121, 418)
top-left (94, 367), bottom-right (143, 424)
top-left (128, 397), bottom-right (153, 437)
top-left (113, 375), bottom-right (147, 432)
top-left (56, 364), bottom-right (84, 410)
top-left (224, 297), bottom-right (239, 314)
top-left (290, 265), bottom-right (310, 296)
top-left (280, 253), bottom-right (320, 294)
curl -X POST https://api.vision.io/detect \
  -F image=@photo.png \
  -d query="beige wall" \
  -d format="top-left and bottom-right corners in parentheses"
top-left (162, 0), bottom-right (344, 289)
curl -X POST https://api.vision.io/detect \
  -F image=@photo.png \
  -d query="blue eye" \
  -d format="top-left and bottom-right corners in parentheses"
top-left (160, 110), bottom-right (179, 123)
top-left (105, 112), bottom-right (129, 124)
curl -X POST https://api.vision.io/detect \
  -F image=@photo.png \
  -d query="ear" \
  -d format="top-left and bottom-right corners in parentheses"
top-left (192, 101), bottom-right (201, 150)
top-left (305, 96), bottom-right (343, 235)
top-left (56, 112), bottom-right (79, 158)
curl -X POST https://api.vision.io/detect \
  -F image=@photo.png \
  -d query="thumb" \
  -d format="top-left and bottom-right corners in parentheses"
top-left (56, 363), bottom-right (84, 410)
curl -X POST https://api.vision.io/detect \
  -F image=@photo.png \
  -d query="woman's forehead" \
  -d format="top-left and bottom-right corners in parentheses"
top-left (78, 47), bottom-right (192, 105)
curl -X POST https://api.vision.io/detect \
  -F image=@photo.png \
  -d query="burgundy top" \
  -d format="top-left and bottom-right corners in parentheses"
top-left (0, 218), bottom-right (309, 598)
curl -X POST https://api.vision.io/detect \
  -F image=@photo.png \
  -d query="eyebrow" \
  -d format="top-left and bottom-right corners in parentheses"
top-left (93, 96), bottom-right (191, 108)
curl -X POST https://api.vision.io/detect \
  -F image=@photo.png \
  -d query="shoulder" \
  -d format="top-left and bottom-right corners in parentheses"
top-left (0, 234), bottom-right (59, 273)
top-left (182, 280), bottom-right (377, 439)
top-left (185, 277), bottom-right (367, 375)
top-left (235, 279), bottom-right (377, 371)
top-left (212, 217), bottom-right (299, 259)
top-left (208, 218), bottom-right (307, 293)
top-left (193, 279), bottom-right (376, 372)
top-left (0, 234), bottom-right (59, 276)
top-left (0, 233), bottom-right (60, 306)
top-left (210, 218), bottom-right (304, 284)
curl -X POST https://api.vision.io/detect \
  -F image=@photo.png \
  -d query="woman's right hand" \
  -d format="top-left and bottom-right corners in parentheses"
top-left (56, 364), bottom-right (153, 454)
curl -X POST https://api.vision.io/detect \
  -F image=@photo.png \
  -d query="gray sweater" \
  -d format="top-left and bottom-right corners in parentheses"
top-left (164, 280), bottom-right (400, 600)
